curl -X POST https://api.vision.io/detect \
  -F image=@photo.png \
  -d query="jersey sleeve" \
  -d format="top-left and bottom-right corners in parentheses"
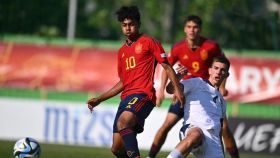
top-left (150, 38), bottom-right (168, 64)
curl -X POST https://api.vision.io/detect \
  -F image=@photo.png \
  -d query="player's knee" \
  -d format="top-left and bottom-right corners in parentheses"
top-left (117, 112), bottom-right (136, 130)
top-left (117, 118), bottom-right (127, 130)
top-left (187, 128), bottom-right (203, 147)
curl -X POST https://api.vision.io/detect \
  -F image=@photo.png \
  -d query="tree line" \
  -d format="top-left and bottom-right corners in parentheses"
top-left (1, 0), bottom-right (279, 50)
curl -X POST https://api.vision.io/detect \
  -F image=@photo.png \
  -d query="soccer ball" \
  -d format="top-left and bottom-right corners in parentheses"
top-left (13, 137), bottom-right (41, 158)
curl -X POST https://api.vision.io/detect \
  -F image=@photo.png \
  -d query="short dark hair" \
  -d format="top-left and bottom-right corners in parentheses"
top-left (211, 56), bottom-right (230, 71)
top-left (184, 15), bottom-right (202, 27)
top-left (115, 6), bottom-right (141, 23)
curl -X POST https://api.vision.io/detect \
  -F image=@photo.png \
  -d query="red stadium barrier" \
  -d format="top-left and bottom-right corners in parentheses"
top-left (226, 56), bottom-right (280, 104)
top-left (0, 42), bottom-right (279, 104)
top-left (0, 42), bottom-right (118, 93)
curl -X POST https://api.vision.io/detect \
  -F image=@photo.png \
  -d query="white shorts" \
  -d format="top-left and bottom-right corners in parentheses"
top-left (179, 124), bottom-right (224, 158)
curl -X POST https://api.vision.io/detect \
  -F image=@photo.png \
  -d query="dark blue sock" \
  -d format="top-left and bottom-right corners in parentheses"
top-left (113, 151), bottom-right (129, 158)
top-left (119, 128), bottom-right (140, 158)
top-left (148, 143), bottom-right (160, 158)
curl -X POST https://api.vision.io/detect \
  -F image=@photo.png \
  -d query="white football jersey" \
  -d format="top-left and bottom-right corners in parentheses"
top-left (181, 77), bottom-right (227, 135)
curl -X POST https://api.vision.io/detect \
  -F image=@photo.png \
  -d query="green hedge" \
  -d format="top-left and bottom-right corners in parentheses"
top-left (1, 34), bottom-right (280, 58)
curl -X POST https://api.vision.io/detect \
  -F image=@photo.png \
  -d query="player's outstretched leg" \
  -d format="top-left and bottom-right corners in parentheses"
top-left (167, 127), bottom-right (203, 158)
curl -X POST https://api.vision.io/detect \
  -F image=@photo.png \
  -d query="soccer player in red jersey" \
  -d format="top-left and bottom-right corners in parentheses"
top-left (87, 6), bottom-right (184, 158)
top-left (148, 15), bottom-right (239, 158)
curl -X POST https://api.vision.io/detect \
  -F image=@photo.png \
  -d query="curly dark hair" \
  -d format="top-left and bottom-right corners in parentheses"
top-left (115, 6), bottom-right (141, 23)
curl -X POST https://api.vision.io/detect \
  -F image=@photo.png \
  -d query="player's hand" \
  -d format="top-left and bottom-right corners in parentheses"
top-left (87, 98), bottom-right (100, 113)
top-left (220, 88), bottom-right (229, 97)
top-left (172, 84), bottom-right (185, 107)
top-left (175, 64), bottom-right (188, 75)
top-left (156, 89), bottom-right (165, 107)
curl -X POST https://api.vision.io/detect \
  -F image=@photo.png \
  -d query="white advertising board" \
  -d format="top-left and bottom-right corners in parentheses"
top-left (0, 97), bottom-right (181, 150)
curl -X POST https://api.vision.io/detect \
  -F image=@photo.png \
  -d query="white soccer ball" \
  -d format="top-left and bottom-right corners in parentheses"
top-left (13, 137), bottom-right (41, 158)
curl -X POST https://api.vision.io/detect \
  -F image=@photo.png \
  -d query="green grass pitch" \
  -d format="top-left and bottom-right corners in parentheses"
top-left (1, 140), bottom-right (279, 158)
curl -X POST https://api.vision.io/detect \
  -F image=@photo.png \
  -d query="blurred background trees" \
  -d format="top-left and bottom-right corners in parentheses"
top-left (1, 0), bottom-right (279, 50)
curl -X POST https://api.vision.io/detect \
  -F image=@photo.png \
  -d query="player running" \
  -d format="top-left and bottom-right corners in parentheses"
top-left (87, 6), bottom-right (184, 158)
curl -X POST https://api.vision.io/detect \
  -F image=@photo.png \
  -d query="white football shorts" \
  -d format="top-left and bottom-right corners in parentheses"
top-left (179, 123), bottom-right (224, 158)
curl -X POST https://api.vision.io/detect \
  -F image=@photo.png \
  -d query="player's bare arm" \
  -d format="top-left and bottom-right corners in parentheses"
top-left (222, 117), bottom-right (240, 158)
top-left (156, 68), bottom-right (168, 107)
top-left (87, 80), bottom-right (124, 112)
top-left (157, 64), bottom-right (187, 106)
top-left (166, 64), bottom-right (186, 94)
top-left (160, 62), bottom-right (185, 106)
top-left (219, 77), bottom-right (228, 96)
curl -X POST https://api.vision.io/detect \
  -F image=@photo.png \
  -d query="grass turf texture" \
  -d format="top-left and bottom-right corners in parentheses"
top-left (1, 140), bottom-right (280, 158)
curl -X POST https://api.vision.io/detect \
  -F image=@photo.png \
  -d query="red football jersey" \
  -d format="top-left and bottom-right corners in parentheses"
top-left (118, 34), bottom-right (167, 103)
top-left (168, 37), bottom-right (224, 80)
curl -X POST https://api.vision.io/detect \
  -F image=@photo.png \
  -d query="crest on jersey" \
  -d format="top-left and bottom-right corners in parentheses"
top-left (135, 43), bottom-right (142, 54)
top-left (183, 54), bottom-right (189, 59)
top-left (200, 49), bottom-right (208, 60)
top-left (122, 52), bottom-right (125, 58)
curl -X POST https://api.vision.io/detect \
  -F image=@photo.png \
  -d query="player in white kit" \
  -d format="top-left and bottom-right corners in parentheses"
top-left (167, 56), bottom-right (230, 158)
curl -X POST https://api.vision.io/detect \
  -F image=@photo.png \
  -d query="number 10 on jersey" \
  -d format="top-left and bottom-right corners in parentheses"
top-left (125, 56), bottom-right (136, 70)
